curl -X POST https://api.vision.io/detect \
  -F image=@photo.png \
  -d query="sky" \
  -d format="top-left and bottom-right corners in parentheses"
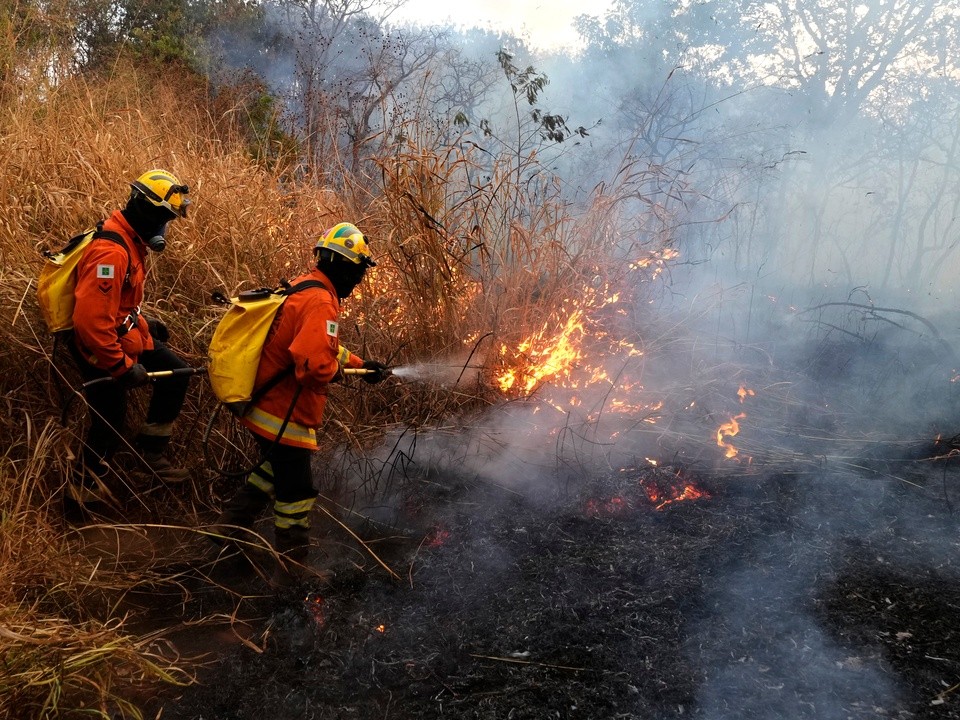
top-left (383, 0), bottom-right (615, 52)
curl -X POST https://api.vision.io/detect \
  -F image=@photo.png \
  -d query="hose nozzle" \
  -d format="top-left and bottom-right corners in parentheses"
top-left (343, 367), bottom-right (393, 376)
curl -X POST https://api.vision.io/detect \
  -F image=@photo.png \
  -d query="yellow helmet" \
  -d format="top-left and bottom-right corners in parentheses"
top-left (130, 169), bottom-right (191, 218)
top-left (314, 222), bottom-right (376, 267)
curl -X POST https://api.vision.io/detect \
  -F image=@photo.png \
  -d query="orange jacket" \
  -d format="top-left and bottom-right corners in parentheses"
top-left (72, 211), bottom-right (154, 376)
top-left (240, 269), bottom-right (363, 449)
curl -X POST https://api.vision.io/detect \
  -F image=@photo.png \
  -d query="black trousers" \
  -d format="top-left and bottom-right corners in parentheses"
top-left (70, 337), bottom-right (189, 464)
top-left (252, 434), bottom-right (316, 506)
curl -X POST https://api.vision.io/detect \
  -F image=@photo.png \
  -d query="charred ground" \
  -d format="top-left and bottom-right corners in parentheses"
top-left (150, 448), bottom-right (960, 720)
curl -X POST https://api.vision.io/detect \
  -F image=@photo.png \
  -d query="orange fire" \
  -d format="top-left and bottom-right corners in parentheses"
top-left (651, 483), bottom-right (710, 510)
top-left (716, 412), bottom-right (746, 459)
top-left (497, 308), bottom-right (586, 394)
top-left (494, 284), bottom-right (646, 398)
top-left (586, 467), bottom-right (711, 517)
top-left (628, 247), bottom-right (680, 278)
top-left (737, 385), bottom-right (755, 403)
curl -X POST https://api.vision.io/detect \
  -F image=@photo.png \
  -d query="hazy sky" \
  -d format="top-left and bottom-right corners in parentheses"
top-left (385, 0), bottom-right (614, 52)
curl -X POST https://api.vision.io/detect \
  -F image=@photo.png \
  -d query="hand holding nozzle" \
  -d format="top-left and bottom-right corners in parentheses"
top-left (344, 361), bottom-right (391, 383)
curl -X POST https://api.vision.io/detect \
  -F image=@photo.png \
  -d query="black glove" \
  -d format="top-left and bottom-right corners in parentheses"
top-left (147, 318), bottom-right (170, 343)
top-left (361, 360), bottom-right (390, 384)
top-left (118, 363), bottom-right (150, 389)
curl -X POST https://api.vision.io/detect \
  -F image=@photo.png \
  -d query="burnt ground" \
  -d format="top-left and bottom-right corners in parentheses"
top-left (144, 451), bottom-right (960, 720)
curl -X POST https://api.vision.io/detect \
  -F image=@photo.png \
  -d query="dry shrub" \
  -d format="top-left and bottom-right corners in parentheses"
top-left (0, 418), bottom-right (190, 719)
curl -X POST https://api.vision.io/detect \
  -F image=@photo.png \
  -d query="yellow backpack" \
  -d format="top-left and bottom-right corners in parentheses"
top-left (207, 280), bottom-right (327, 415)
top-left (37, 223), bottom-right (129, 333)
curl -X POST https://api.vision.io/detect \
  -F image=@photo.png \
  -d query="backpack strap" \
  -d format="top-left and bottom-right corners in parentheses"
top-left (280, 279), bottom-right (328, 296)
top-left (91, 221), bottom-right (132, 285)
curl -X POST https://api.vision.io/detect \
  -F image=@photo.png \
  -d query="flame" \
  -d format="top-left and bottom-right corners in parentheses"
top-left (491, 245), bottom-right (679, 446)
top-left (653, 484), bottom-right (710, 510)
top-left (586, 468), bottom-right (711, 517)
top-left (737, 385), bottom-right (755, 403)
top-left (494, 303), bottom-right (646, 400)
top-left (497, 308), bottom-right (586, 394)
top-left (375, 624), bottom-right (386, 633)
top-left (717, 412), bottom-right (746, 459)
top-left (628, 247), bottom-right (680, 278)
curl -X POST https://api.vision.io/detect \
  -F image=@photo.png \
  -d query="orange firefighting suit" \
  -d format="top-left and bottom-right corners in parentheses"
top-left (233, 268), bottom-right (363, 549)
top-left (69, 210), bottom-right (189, 469)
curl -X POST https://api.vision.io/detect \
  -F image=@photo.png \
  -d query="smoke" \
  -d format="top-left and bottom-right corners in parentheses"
top-left (202, 4), bottom-right (960, 715)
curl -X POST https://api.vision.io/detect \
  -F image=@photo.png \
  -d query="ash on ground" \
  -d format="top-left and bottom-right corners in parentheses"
top-left (153, 456), bottom-right (960, 720)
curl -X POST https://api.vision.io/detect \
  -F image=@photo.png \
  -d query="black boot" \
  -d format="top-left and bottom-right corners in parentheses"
top-left (210, 484), bottom-right (272, 547)
top-left (136, 424), bottom-right (190, 483)
top-left (272, 525), bottom-right (311, 587)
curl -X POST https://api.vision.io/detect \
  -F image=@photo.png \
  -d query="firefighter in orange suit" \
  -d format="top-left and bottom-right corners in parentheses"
top-left (67, 169), bottom-right (194, 511)
top-left (214, 222), bottom-right (389, 578)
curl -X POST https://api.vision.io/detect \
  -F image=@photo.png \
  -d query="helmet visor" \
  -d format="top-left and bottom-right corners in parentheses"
top-left (131, 180), bottom-right (191, 218)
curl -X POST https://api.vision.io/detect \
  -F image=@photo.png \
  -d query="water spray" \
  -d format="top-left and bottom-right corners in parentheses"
top-left (379, 362), bottom-right (486, 384)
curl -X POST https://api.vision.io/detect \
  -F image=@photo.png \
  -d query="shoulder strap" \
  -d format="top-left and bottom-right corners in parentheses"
top-left (91, 221), bottom-right (132, 284)
top-left (281, 279), bottom-right (329, 297)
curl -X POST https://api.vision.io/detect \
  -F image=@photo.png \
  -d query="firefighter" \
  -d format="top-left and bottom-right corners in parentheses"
top-left (67, 169), bottom-right (194, 511)
top-left (213, 222), bottom-right (389, 581)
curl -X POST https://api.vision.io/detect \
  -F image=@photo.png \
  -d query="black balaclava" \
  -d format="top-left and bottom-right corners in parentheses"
top-left (122, 191), bottom-right (177, 251)
top-left (317, 254), bottom-right (367, 299)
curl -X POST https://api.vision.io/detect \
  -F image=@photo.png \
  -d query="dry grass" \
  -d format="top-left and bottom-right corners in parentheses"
top-left (0, 416), bottom-right (192, 718)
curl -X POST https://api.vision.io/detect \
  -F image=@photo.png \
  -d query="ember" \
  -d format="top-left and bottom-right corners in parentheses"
top-left (584, 495), bottom-right (631, 518)
top-left (637, 470), bottom-right (712, 511)
top-left (585, 467), bottom-right (712, 517)
top-left (304, 592), bottom-right (325, 627)
top-left (648, 482), bottom-right (710, 510)
top-left (423, 523), bottom-right (451, 548)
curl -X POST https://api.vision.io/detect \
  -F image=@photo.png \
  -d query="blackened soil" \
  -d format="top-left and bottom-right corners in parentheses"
top-left (154, 464), bottom-right (960, 720)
